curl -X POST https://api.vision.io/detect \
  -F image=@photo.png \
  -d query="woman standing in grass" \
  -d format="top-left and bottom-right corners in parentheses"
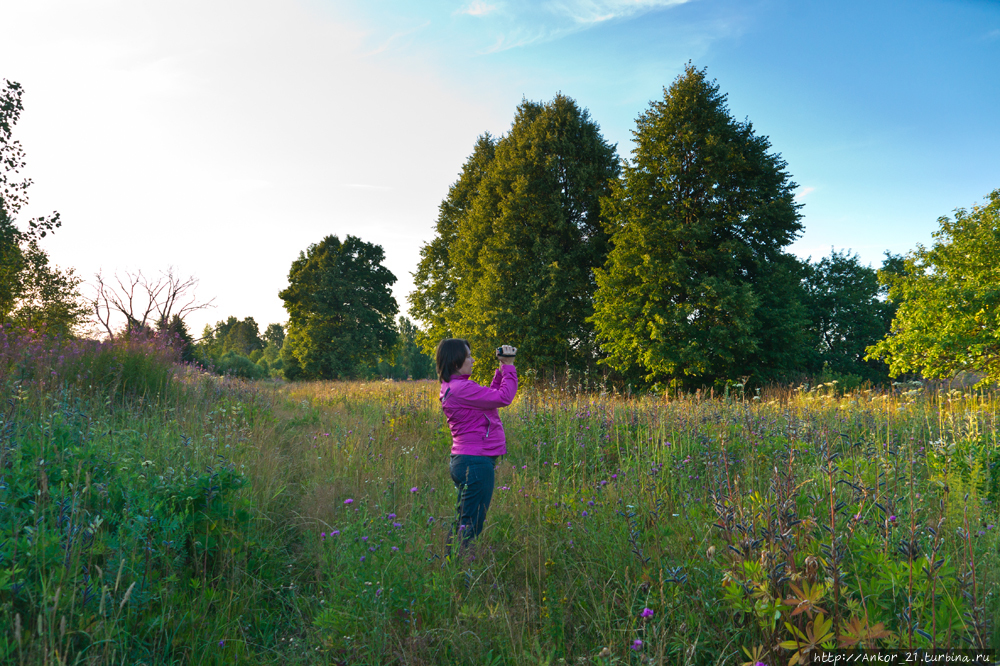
top-left (435, 339), bottom-right (518, 555)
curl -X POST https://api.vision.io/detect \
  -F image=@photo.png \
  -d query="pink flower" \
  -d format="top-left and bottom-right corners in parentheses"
top-left (410, 487), bottom-right (418, 493)
top-left (640, 608), bottom-right (654, 618)
top-left (631, 639), bottom-right (643, 650)
top-left (344, 498), bottom-right (354, 505)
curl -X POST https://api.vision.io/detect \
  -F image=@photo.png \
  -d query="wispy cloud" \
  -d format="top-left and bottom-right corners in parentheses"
top-left (795, 186), bottom-right (816, 200)
top-left (458, 0), bottom-right (499, 17)
top-left (548, 0), bottom-right (692, 26)
top-left (475, 0), bottom-right (694, 52)
top-left (362, 20), bottom-right (432, 57)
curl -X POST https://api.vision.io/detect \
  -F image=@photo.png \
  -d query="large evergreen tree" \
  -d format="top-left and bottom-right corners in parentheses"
top-left (592, 65), bottom-right (805, 388)
top-left (409, 95), bottom-right (619, 378)
top-left (280, 235), bottom-right (398, 380)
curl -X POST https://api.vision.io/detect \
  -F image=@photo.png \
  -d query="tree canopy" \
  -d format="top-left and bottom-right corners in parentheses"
top-left (591, 65), bottom-right (805, 388)
top-left (280, 234), bottom-right (398, 380)
top-left (801, 249), bottom-right (895, 383)
top-left (409, 94), bottom-right (619, 379)
top-left (867, 189), bottom-right (1000, 385)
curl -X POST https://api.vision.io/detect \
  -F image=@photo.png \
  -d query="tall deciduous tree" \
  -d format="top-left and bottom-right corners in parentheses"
top-left (280, 235), bottom-right (398, 380)
top-left (410, 95), bottom-right (619, 378)
top-left (866, 190), bottom-right (1000, 385)
top-left (592, 65), bottom-right (805, 388)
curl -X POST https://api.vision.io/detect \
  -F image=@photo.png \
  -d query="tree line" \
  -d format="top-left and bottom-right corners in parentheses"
top-left (3, 70), bottom-right (999, 390)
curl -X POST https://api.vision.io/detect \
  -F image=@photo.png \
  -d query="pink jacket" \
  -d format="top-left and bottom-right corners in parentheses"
top-left (439, 365), bottom-right (518, 456)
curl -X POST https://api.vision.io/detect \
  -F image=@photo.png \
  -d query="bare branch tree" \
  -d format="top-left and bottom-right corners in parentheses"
top-left (91, 267), bottom-right (214, 339)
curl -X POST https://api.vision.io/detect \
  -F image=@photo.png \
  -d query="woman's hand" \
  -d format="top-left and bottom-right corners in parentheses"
top-left (496, 345), bottom-right (517, 365)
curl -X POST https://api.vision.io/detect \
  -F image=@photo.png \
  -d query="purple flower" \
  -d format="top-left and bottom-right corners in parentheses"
top-left (889, 515), bottom-right (897, 523)
top-left (362, 536), bottom-right (368, 541)
top-left (393, 522), bottom-right (402, 528)
top-left (582, 511), bottom-right (588, 517)
top-left (640, 607), bottom-right (654, 618)
top-left (369, 546), bottom-right (376, 552)
top-left (611, 474), bottom-right (618, 479)
top-left (219, 640), bottom-right (225, 647)
top-left (410, 487), bottom-right (418, 493)
top-left (332, 530), bottom-right (340, 536)
top-left (360, 556), bottom-right (365, 562)
top-left (344, 498), bottom-right (354, 505)
top-left (755, 662), bottom-right (767, 666)
top-left (388, 513), bottom-right (396, 519)
top-left (631, 639), bottom-right (643, 650)
top-left (321, 532), bottom-right (326, 539)
top-left (391, 546), bottom-right (399, 551)
top-left (588, 500), bottom-right (595, 506)
top-left (375, 588), bottom-right (382, 597)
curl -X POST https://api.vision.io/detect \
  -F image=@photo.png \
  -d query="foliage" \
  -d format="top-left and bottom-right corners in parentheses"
top-left (157, 313), bottom-right (195, 362)
top-left (867, 189), bottom-right (1000, 386)
top-left (410, 95), bottom-right (620, 380)
top-left (280, 235), bottom-right (398, 380)
top-left (592, 64), bottom-right (806, 388)
top-left (263, 322), bottom-right (285, 349)
top-left (0, 80), bottom-right (85, 334)
top-left (801, 249), bottom-right (895, 383)
top-left (201, 315), bottom-right (265, 358)
top-left (377, 316), bottom-right (435, 380)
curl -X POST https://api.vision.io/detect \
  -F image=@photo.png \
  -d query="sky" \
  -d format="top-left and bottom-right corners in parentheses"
top-left (2, 0), bottom-right (999, 337)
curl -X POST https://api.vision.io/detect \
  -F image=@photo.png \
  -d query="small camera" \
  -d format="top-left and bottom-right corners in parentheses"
top-left (495, 345), bottom-right (517, 358)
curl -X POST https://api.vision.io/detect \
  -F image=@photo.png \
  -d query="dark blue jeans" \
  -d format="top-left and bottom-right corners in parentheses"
top-left (447, 454), bottom-right (498, 554)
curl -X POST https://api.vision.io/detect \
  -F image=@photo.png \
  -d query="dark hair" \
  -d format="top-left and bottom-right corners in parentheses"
top-left (436, 338), bottom-right (470, 383)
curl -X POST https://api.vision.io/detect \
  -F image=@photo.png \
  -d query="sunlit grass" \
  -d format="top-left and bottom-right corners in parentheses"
top-left (2, 331), bottom-right (998, 664)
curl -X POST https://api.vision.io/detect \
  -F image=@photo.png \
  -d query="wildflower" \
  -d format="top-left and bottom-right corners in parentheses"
top-left (388, 513), bottom-right (396, 519)
top-left (410, 487), bottom-right (418, 493)
top-left (369, 546), bottom-right (376, 552)
top-left (360, 556), bottom-right (365, 562)
top-left (631, 639), bottom-right (643, 650)
top-left (522, 465), bottom-right (527, 469)
top-left (321, 532), bottom-right (326, 539)
top-left (588, 500), bottom-right (595, 506)
top-left (391, 546), bottom-right (399, 551)
top-left (219, 640), bottom-right (225, 647)
top-left (640, 608), bottom-right (654, 618)
top-left (598, 647), bottom-right (611, 658)
top-left (344, 498), bottom-right (354, 505)
top-left (362, 536), bottom-right (368, 541)
top-left (332, 530), bottom-right (340, 536)
top-left (582, 511), bottom-right (588, 517)
top-left (611, 474), bottom-right (618, 479)
top-left (393, 522), bottom-right (402, 528)
top-left (889, 515), bottom-right (897, 523)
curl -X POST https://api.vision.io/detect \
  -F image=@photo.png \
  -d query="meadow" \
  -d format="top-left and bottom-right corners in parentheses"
top-left (1, 328), bottom-right (997, 665)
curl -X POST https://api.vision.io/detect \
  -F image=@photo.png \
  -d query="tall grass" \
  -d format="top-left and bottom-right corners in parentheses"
top-left (2, 330), bottom-right (997, 664)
